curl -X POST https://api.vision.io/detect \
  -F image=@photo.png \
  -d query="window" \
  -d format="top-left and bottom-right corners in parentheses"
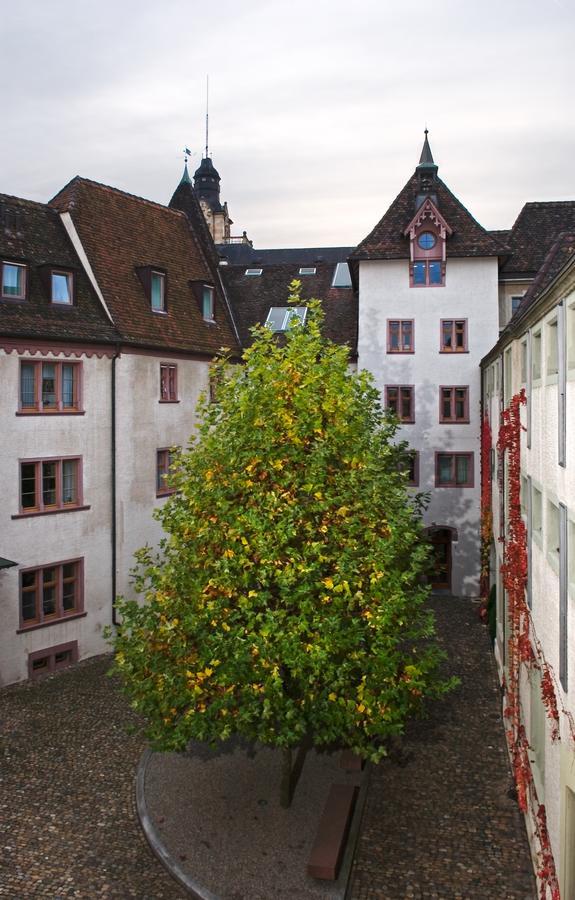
top-left (435, 453), bottom-right (474, 487)
top-left (511, 295), bottom-right (523, 316)
top-left (264, 307), bottom-right (308, 332)
top-left (520, 340), bottom-right (527, 384)
top-left (160, 364), bottom-right (178, 402)
top-left (504, 347), bottom-right (512, 404)
top-left (19, 360), bottom-right (82, 413)
top-left (569, 518), bottom-right (575, 598)
top-left (1, 261), bottom-right (26, 299)
top-left (298, 267), bottom-right (316, 275)
top-left (417, 232), bottom-right (436, 250)
top-left (51, 271), bottom-right (73, 304)
top-left (532, 330), bottom-right (542, 380)
top-left (202, 285), bottom-right (215, 322)
top-left (547, 501), bottom-right (560, 564)
top-left (19, 561), bottom-right (83, 629)
top-left (387, 320), bottom-right (414, 353)
top-left (385, 386), bottom-right (414, 423)
top-left (18, 457), bottom-right (83, 515)
top-left (532, 485), bottom-right (543, 542)
top-left (439, 386), bottom-right (469, 423)
top-left (332, 262), bottom-right (352, 288)
top-left (244, 268), bottom-right (263, 276)
top-left (403, 450), bottom-right (419, 486)
top-left (157, 448), bottom-right (176, 496)
top-left (411, 260), bottom-right (443, 286)
top-left (440, 319), bottom-right (467, 352)
top-left (547, 318), bottom-right (558, 376)
top-left (28, 641), bottom-right (78, 680)
top-left (567, 301), bottom-right (575, 370)
top-left (151, 271), bottom-right (166, 312)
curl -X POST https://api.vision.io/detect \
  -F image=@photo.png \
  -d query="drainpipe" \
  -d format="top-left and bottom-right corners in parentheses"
top-left (111, 343), bottom-right (121, 626)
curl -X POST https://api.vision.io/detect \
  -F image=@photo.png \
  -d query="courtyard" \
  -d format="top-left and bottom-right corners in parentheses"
top-left (0, 596), bottom-right (535, 899)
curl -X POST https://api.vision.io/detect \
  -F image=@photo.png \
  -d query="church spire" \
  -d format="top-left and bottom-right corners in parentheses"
top-left (179, 158), bottom-right (192, 186)
top-left (415, 129), bottom-right (438, 208)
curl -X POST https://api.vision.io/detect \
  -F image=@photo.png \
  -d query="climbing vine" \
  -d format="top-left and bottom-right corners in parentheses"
top-left (496, 388), bottom-right (575, 900)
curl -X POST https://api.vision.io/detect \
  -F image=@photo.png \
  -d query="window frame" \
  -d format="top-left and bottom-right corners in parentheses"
top-left (410, 259), bottom-right (444, 287)
top-left (1, 260), bottom-right (27, 300)
top-left (435, 452), bottom-right (474, 488)
top-left (19, 559), bottom-right (84, 631)
top-left (28, 640), bottom-right (79, 680)
top-left (50, 270), bottom-right (74, 305)
top-left (440, 319), bottom-right (468, 353)
top-left (387, 319), bottom-right (414, 354)
top-left (16, 456), bottom-right (85, 517)
top-left (150, 270), bottom-right (167, 313)
top-left (159, 363), bottom-right (178, 403)
top-left (404, 450), bottom-right (420, 487)
top-left (439, 386), bottom-right (470, 423)
top-left (331, 262), bottom-right (352, 288)
top-left (156, 447), bottom-right (177, 497)
top-left (18, 359), bottom-right (83, 414)
top-left (202, 284), bottom-right (215, 322)
top-left (385, 385), bottom-right (415, 423)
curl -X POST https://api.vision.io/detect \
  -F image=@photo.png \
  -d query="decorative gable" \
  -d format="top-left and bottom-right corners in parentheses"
top-left (403, 198), bottom-right (453, 287)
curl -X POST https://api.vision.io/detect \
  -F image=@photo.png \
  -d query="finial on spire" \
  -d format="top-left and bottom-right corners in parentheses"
top-left (418, 128), bottom-right (435, 167)
top-left (180, 148), bottom-right (192, 185)
top-left (205, 75), bottom-right (209, 159)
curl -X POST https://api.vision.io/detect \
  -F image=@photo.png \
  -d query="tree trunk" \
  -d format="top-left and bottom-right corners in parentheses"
top-left (280, 747), bottom-right (293, 808)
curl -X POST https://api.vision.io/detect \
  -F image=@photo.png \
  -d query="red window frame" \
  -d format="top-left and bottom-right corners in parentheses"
top-left (19, 559), bottom-right (84, 630)
top-left (28, 640), bottom-right (79, 680)
top-left (1, 260), bottom-right (27, 300)
top-left (18, 359), bottom-right (83, 414)
top-left (385, 385), bottom-right (415, 423)
top-left (17, 456), bottom-right (84, 516)
top-left (387, 319), bottom-right (414, 353)
top-left (435, 452), bottom-right (474, 488)
top-left (410, 259), bottom-right (444, 287)
top-left (160, 363), bottom-right (178, 402)
top-left (440, 319), bottom-right (467, 352)
top-left (156, 448), bottom-right (176, 496)
top-left (439, 386), bottom-right (469, 423)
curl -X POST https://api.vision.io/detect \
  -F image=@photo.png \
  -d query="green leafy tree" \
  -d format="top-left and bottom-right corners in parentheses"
top-left (112, 282), bottom-right (452, 804)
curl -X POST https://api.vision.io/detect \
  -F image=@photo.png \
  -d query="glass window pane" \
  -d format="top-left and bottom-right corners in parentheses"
top-left (62, 365), bottom-right (75, 407)
top-left (455, 389), bottom-right (466, 419)
top-left (20, 363), bottom-right (36, 407)
top-left (62, 581), bottom-right (76, 612)
top-left (438, 455), bottom-right (452, 484)
top-left (62, 460), bottom-right (77, 504)
top-left (42, 364), bottom-right (56, 408)
top-left (151, 273), bottom-right (164, 310)
top-left (42, 461), bottom-right (57, 506)
top-left (43, 568), bottom-right (57, 616)
top-left (202, 286), bottom-right (214, 320)
top-left (455, 322), bottom-right (465, 348)
top-left (401, 322), bottom-right (412, 350)
top-left (51, 273), bottom-right (71, 303)
top-left (22, 587), bottom-right (37, 621)
top-left (413, 262), bottom-right (425, 285)
top-left (21, 463), bottom-right (37, 509)
top-left (389, 321), bottom-right (399, 350)
top-left (387, 388), bottom-right (398, 413)
top-left (442, 389), bottom-right (452, 419)
top-left (332, 262), bottom-right (352, 288)
top-left (456, 455), bottom-right (469, 484)
top-left (442, 321), bottom-right (452, 349)
top-left (400, 388), bottom-right (412, 419)
top-left (2, 263), bottom-right (24, 296)
top-left (429, 261), bottom-right (442, 284)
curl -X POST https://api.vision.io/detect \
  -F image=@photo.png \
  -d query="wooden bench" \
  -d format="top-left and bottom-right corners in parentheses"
top-left (307, 783), bottom-right (358, 880)
top-left (339, 749), bottom-right (364, 772)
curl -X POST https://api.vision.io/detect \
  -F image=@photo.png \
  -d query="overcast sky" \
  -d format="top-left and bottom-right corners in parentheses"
top-left (1, 0), bottom-right (573, 247)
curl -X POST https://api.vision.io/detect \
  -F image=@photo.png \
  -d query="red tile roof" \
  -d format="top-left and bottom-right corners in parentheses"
top-left (351, 173), bottom-right (506, 261)
top-left (50, 178), bottom-right (240, 357)
top-left (500, 201), bottom-right (575, 277)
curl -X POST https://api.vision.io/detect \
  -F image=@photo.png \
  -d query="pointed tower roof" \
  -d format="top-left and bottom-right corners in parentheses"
top-left (179, 160), bottom-right (192, 186)
top-left (417, 129), bottom-right (437, 170)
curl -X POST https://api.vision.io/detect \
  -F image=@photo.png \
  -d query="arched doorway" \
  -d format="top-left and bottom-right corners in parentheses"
top-left (425, 526), bottom-right (456, 591)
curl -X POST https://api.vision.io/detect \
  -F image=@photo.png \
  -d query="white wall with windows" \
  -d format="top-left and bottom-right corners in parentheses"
top-left (358, 255), bottom-right (499, 596)
top-left (0, 349), bottom-right (114, 685)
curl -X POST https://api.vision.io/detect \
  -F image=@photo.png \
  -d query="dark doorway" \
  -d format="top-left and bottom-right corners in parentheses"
top-left (429, 528), bottom-right (452, 590)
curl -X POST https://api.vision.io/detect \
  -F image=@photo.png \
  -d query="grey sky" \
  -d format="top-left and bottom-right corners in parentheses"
top-left (1, 0), bottom-right (573, 247)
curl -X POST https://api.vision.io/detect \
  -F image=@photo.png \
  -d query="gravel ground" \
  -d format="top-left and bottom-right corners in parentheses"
top-left (0, 655), bottom-right (185, 899)
top-left (347, 595), bottom-right (536, 900)
top-left (0, 595), bottom-right (536, 900)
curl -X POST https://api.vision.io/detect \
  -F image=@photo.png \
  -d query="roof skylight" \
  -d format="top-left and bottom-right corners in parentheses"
top-left (245, 268), bottom-right (263, 276)
top-left (332, 262), bottom-right (352, 288)
top-left (264, 306), bottom-right (308, 332)
top-left (298, 267), bottom-right (316, 275)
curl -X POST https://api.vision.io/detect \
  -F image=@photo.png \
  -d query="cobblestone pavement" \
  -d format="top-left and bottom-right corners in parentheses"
top-left (0, 655), bottom-right (185, 899)
top-left (348, 595), bottom-right (536, 900)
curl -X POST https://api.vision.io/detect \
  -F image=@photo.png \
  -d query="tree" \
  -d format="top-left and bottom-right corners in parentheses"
top-left (111, 282), bottom-right (452, 804)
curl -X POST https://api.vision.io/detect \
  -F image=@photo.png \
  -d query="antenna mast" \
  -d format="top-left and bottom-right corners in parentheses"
top-left (205, 75), bottom-right (209, 159)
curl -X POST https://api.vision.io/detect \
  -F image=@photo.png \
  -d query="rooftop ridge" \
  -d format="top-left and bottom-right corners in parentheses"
top-left (51, 176), bottom-right (187, 219)
top-left (0, 192), bottom-right (56, 211)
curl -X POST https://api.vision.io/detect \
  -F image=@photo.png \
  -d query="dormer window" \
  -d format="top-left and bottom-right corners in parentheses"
top-left (151, 271), bottom-right (166, 312)
top-left (265, 307), bottom-right (308, 332)
top-left (202, 285), bottom-right (215, 322)
top-left (404, 197), bottom-right (451, 288)
top-left (1, 261), bottom-right (26, 299)
top-left (332, 262), bottom-right (352, 288)
top-left (51, 271), bottom-right (73, 304)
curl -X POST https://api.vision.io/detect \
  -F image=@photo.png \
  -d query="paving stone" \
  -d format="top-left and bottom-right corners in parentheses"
top-left (348, 595), bottom-right (536, 900)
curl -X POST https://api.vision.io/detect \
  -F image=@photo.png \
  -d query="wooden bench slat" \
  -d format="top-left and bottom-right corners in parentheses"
top-left (307, 783), bottom-right (358, 881)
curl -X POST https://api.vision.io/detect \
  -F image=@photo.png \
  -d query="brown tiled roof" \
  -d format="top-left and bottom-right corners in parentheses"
top-left (0, 193), bottom-right (119, 344)
top-left (220, 263), bottom-right (357, 357)
top-left (50, 178), bottom-right (240, 357)
top-left (500, 201), bottom-right (575, 277)
top-left (509, 232), bottom-right (575, 325)
top-left (350, 173), bottom-right (505, 260)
